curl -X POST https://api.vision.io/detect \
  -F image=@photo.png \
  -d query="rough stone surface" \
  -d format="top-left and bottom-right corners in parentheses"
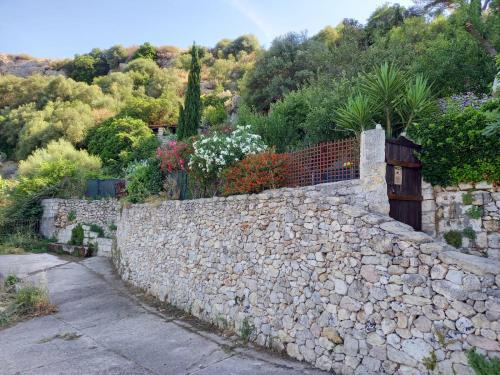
top-left (41, 181), bottom-right (500, 374)
top-left (421, 182), bottom-right (499, 259)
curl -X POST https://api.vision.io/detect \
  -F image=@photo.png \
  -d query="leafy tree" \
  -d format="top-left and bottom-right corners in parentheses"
top-left (177, 44), bottom-right (201, 139)
top-left (242, 33), bottom-right (322, 112)
top-left (222, 35), bottom-right (260, 58)
top-left (18, 138), bottom-right (101, 178)
top-left (124, 159), bottom-right (162, 203)
top-left (407, 105), bottom-right (500, 185)
top-left (365, 3), bottom-right (413, 41)
top-left (415, 0), bottom-right (498, 57)
top-left (69, 55), bottom-right (97, 84)
top-left (94, 72), bottom-right (135, 101)
top-left (85, 116), bottom-right (159, 175)
top-left (132, 42), bottom-right (157, 60)
top-left (104, 45), bottom-right (128, 70)
top-left (15, 100), bottom-right (96, 160)
top-left (119, 93), bottom-right (180, 125)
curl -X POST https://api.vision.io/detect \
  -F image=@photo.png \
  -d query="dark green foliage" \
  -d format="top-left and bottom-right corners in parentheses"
top-left (422, 350), bottom-right (437, 370)
top-left (467, 349), bottom-right (500, 375)
top-left (221, 35), bottom-right (260, 58)
top-left (242, 33), bottom-right (321, 112)
top-left (69, 224), bottom-right (84, 246)
top-left (104, 45), bottom-right (128, 70)
top-left (466, 206), bottom-right (483, 220)
top-left (463, 227), bottom-right (477, 240)
top-left (125, 159), bottom-right (163, 203)
top-left (67, 210), bottom-right (76, 222)
top-left (444, 230), bottom-right (463, 248)
top-left (4, 274), bottom-right (20, 288)
top-left (462, 193), bottom-right (473, 205)
top-left (177, 45), bottom-right (201, 140)
top-left (85, 116), bottom-right (159, 175)
top-left (89, 224), bottom-right (104, 237)
top-left (407, 106), bottom-right (500, 186)
top-left (69, 55), bottom-right (97, 84)
top-left (133, 42), bottom-right (157, 60)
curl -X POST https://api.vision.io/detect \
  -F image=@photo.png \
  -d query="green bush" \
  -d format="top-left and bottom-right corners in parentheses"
top-left (125, 159), bottom-right (162, 203)
top-left (444, 230), bottom-right (462, 248)
top-left (89, 224), bottom-right (104, 237)
top-left (466, 206), bottom-right (483, 220)
top-left (69, 224), bottom-right (84, 246)
top-left (408, 106), bottom-right (500, 186)
top-left (85, 116), bottom-right (159, 175)
top-left (463, 227), bottom-right (477, 240)
top-left (462, 192), bottom-right (473, 205)
top-left (467, 349), bottom-right (500, 375)
top-left (132, 42), bottom-right (157, 60)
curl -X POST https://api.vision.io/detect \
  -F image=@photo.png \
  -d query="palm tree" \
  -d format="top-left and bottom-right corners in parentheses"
top-left (360, 62), bottom-right (406, 138)
top-left (398, 75), bottom-right (435, 129)
top-left (335, 94), bottom-right (375, 139)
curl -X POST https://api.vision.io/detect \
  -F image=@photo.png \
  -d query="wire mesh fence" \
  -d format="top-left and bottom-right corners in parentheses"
top-left (0, 219), bottom-right (40, 242)
top-left (285, 138), bottom-right (360, 187)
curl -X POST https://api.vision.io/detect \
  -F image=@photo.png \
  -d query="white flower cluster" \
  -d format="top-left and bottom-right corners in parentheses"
top-left (189, 126), bottom-right (266, 176)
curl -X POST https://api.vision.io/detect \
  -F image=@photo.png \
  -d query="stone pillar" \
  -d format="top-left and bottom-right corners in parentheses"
top-left (360, 125), bottom-right (389, 215)
top-left (40, 198), bottom-right (61, 238)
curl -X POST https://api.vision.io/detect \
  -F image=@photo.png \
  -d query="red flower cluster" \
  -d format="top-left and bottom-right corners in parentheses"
top-left (156, 141), bottom-right (191, 173)
top-left (223, 151), bottom-right (290, 196)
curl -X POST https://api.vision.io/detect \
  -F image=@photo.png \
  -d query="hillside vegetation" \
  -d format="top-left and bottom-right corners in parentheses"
top-left (0, 0), bottom-right (499, 230)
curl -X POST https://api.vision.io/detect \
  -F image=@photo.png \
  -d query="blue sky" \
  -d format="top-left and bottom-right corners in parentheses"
top-left (0, 0), bottom-right (413, 59)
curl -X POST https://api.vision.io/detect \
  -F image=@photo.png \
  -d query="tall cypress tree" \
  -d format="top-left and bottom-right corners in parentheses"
top-left (177, 44), bottom-right (201, 140)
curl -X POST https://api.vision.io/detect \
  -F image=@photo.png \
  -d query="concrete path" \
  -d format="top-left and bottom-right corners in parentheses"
top-left (0, 254), bottom-right (326, 375)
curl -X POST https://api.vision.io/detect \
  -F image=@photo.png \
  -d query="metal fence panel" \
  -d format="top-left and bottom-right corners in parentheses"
top-left (85, 179), bottom-right (125, 199)
top-left (285, 138), bottom-right (360, 187)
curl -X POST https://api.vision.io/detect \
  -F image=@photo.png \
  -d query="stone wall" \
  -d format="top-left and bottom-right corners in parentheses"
top-left (422, 181), bottom-right (499, 259)
top-left (41, 198), bottom-right (119, 257)
top-left (112, 186), bottom-right (499, 375)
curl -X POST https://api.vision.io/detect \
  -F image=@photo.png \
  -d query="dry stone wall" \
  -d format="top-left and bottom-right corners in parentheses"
top-left (422, 181), bottom-right (499, 259)
top-left (112, 184), bottom-right (499, 375)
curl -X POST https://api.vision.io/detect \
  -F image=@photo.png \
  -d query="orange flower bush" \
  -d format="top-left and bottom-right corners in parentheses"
top-left (222, 151), bottom-right (290, 196)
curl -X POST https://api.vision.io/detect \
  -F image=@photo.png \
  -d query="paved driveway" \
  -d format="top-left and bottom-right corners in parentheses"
top-left (0, 254), bottom-right (326, 375)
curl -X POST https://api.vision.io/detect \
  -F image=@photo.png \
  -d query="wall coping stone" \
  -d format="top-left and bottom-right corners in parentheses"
top-left (438, 251), bottom-right (500, 276)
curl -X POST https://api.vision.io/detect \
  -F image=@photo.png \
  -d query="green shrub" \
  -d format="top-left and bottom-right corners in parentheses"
top-left (89, 224), bottom-right (104, 237)
top-left (15, 285), bottom-right (55, 316)
top-left (467, 349), bottom-right (500, 375)
top-left (408, 106), bottom-right (500, 186)
top-left (85, 116), bottom-right (158, 176)
top-left (462, 192), bottom-right (473, 205)
top-left (444, 230), bottom-right (462, 248)
top-left (463, 227), bottom-right (477, 240)
top-left (466, 206), bottom-right (483, 220)
top-left (69, 55), bottom-right (97, 83)
top-left (125, 159), bottom-right (162, 203)
top-left (69, 224), bottom-right (84, 246)
top-left (67, 210), bottom-right (76, 222)
top-left (4, 274), bottom-right (20, 288)
top-left (132, 42), bottom-right (157, 60)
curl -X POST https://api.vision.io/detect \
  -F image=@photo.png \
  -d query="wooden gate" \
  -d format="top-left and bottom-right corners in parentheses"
top-left (385, 137), bottom-right (422, 231)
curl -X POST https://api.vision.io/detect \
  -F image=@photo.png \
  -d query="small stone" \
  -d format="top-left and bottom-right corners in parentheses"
top-left (467, 335), bottom-right (500, 351)
top-left (387, 345), bottom-right (417, 367)
top-left (413, 316), bottom-right (432, 332)
top-left (446, 270), bottom-right (463, 284)
top-left (431, 264), bottom-right (447, 279)
top-left (463, 275), bottom-right (481, 291)
top-left (334, 279), bottom-right (348, 295)
top-left (432, 280), bottom-right (467, 301)
top-left (286, 343), bottom-right (302, 360)
top-left (340, 296), bottom-right (362, 312)
top-left (322, 327), bottom-right (343, 344)
top-left (360, 265), bottom-right (379, 283)
top-left (401, 274), bottom-right (426, 287)
top-left (401, 338), bottom-right (433, 362)
top-left (452, 301), bottom-right (476, 317)
top-left (315, 355), bottom-right (332, 371)
top-left (344, 335), bottom-right (359, 356)
top-left (456, 317), bottom-right (474, 334)
top-left (382, 319), bottom-right (396, 334)
top-left (367, 332), bottom-right (385, 346)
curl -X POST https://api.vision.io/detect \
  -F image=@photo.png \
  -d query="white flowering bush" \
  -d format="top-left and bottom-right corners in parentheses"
top-left (189, 126), bottom-right (267, 179)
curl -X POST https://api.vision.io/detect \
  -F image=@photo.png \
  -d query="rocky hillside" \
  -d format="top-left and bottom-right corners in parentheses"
top-left (0, 54), bottom-right (64, 77)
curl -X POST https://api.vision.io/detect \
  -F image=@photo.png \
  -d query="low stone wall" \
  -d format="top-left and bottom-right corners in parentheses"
top-left (111, 184), bottom-right (499, 375)
top-left (422, 181), bottom-right (499, 259)
top-left (41, 198), bottom-right (119, 257)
